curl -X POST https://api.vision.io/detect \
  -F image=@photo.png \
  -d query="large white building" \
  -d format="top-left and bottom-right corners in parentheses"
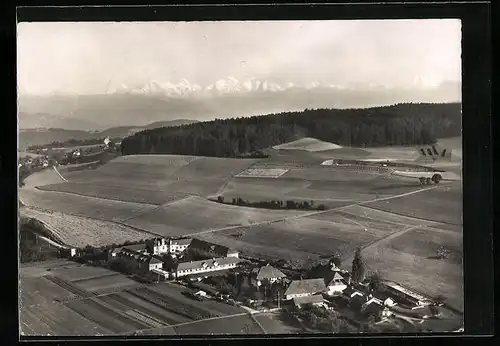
top-left (171, 257), bottom-right (241, 279)
top-left (284, 278), bottom-right (326, 300)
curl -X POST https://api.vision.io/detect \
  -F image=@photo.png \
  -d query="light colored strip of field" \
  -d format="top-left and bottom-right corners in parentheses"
top-left (235, 168), bottom-right (289, 179)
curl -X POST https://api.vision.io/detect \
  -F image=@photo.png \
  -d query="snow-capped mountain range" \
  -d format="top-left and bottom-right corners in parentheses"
top-left (109, 77), bottom-right (349, 97)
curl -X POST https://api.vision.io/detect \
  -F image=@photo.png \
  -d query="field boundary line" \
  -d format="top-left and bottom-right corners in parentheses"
top-left (34, 185), bottom-right (160, 207)
top-left (53, 166), bottom-right (69, 182)
top-left (248, 312), bottom-right (267, 334)
top-left (131, 311), bottom-right (251, 334)
top-left (361, 204), bottom-right (461, 227)
top-left (185, 185), bottom-right (442, 238)
top-left (119, 196), bottom-right (195, 223)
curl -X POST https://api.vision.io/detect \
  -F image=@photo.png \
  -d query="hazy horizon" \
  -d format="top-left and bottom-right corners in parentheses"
top-left (17, 19), bottom-right (461, 96)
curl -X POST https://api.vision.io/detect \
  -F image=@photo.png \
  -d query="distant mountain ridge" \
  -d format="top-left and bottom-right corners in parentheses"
top-left (18, 80), bottom-right (461, 130)
top-left (18, 119), bottom-right (199, 150)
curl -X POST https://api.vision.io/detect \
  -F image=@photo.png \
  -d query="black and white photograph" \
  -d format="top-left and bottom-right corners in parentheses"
top-left (17, 18), bottom-right (463, 336)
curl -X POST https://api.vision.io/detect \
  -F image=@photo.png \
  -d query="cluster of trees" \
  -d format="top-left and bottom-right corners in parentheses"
top-left (293, 305), bottom-right (353, 333)
top-left (120, 103), bottom-right (461, 157)
top-left (19, 229), bottom-right (59, 263)
top-left (216, 196), bottom-right (327, 211)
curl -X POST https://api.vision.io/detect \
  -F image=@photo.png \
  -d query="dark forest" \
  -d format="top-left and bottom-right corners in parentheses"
top-left (120, 102), bottom-right (461, 158)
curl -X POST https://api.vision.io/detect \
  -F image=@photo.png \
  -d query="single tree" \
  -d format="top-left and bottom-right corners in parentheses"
top-left (351, 247), bottom-right (366, 283)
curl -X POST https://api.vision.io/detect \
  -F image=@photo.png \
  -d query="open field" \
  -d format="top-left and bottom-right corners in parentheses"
top-left (365, 184), bottom-right (462, 225)
top-left (62, 155), bottom-right (256, 193)
top-left (20, 207), bottom-right (153, 248)
top-left (49, 264), bottom-right (126, 282)
top-left (196, 211), bottom-right (407, 266)
top-left (173, 314), bottom-right (263, 335)
top-left (272, 137), bottom-right (342, 152)
top-left (20, 301), bottom-right (112, 336)
top-left (76, 274), bottom-right (141, 295)
top-left (361, 235), bottom-right (463, 312)
top-left (37, 182), bottom-right (191, 205)
top-left (19, 188), bottom-right (157, 222)
top-left (22, 167), bottom-right (66, 188)
top-left (19, 276), bottom-right (79, 307)
top-left (253, 312), bottom-right (306, 334)
top-left (124, 196), bottom-right (310, 237)
top-left (65, 298), bottom-right (151, 334)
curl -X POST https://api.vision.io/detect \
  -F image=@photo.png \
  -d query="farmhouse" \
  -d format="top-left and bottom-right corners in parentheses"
top-left (113, 247), bottom-right (165, 272)
top-left (293, 295), bottom-right (325, 309)
top-left (187, 238), bottom-right (239, 260)
top-left (251, 264), bottom-right (287, 287)
top-left (324, 271), bottom-right (349, 296)
top-left (384, 282), bottom-right (433, 307)
top-left (171, 257), bottom-right (241, 279)
top-left (284, 278), bottom-right (326, 300)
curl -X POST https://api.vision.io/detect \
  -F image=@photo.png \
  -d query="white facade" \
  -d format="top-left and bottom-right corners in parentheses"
top-left (175, 261), bottom-right (238, 278)
top-left (149, 262), bottom-right (163, 271)
top-left (326, 283), bottom-right (347, 295)
top-left (153, 238), bottom-right (169, 255)
top-left (227, 252), bottom-right (239, 258)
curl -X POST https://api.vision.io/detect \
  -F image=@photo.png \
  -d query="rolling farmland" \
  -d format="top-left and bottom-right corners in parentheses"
top-left (195, 211), bottom-right (408, 266)
top-left (19, 207), bottom-right (153, 248)
top-left (124, 196), bottom-right (310, 237)
top-left (37, 182), bottom-right (191, 205)
top-left (19, 189), bottom-right (157, 222)
top-left (365, 184), bottom-right (462, 225)
top-left (19, 136), bottom-right (463, 335)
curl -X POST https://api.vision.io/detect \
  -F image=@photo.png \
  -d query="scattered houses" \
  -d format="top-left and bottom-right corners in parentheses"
top-left (284, 278), bottom-right (326, 300)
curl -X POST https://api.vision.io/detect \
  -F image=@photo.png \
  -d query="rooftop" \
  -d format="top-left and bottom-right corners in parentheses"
top-left (385, 282), bottom-right (431, 302)
top-left (256, 265), bottom-right (287, 281)
top-left (293, 295), bottom-right (325, 306)
top-left (285, 278), bottom-right (326, 296)
top-left (175, 238), bottom-right (193, 246)
top-left (175, 257), bottom-right (241, 272)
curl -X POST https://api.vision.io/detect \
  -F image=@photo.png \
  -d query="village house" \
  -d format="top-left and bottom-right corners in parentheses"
top-left (293, 295), bottom-right (326, 309)
top-left (360, 296), bottom-right (386, 320)
top-left (170, 257), bottom-right (241, 279)
top-left (324, 271), bottom-right (349, 296)
top-left (186, 239), bottom-right (239, 260)
top-left (284, 278), bottom-right (327, 300)
top-left (251, 264), bottom-right (287, 287)
top-left (112, 247), bottom-right (164, 273)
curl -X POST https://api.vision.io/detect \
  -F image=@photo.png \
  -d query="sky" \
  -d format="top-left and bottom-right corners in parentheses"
top-left (17, 20), bottom-right (461, 95)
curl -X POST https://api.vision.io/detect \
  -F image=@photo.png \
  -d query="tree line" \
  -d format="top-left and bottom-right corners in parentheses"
top-left (215, 196), bottom-right (327, 211)
top-left (120, 103), bottom-right (461, 157)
